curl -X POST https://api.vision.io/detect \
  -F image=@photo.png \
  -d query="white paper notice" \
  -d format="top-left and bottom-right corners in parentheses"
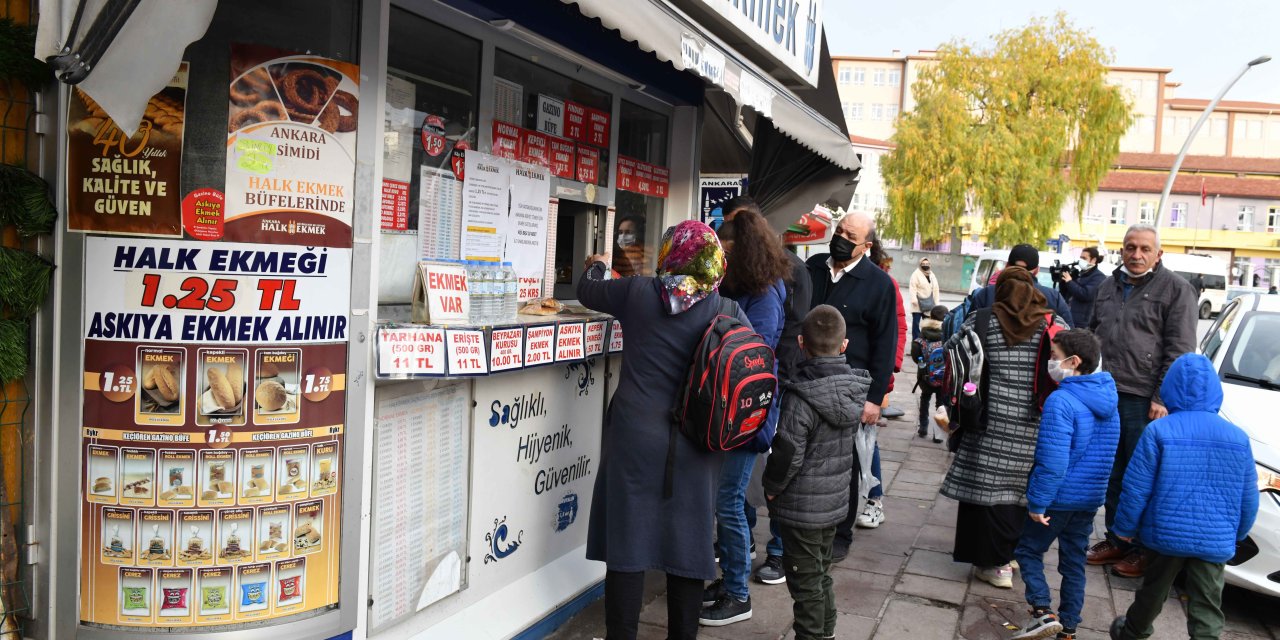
top-left (460, 152), bottom-right (509, 262)
top-left (505, 164), bottom-right (551, 297)
top-left (370, 382), bottom-right (469, 632)
top-left (383, 74), bottom-right (417, 183)
top-left (419, 166), bottom-right (461, 260)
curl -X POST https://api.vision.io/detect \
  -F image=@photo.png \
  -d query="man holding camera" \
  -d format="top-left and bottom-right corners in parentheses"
top-left (1057, 247), bottom-right (1106, 328)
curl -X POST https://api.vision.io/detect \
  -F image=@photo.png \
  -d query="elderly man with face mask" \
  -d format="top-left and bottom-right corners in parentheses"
top-left (1085, 224), bottom-right (1198, 579)
top-left (805, 212), bottom-right (899, 561)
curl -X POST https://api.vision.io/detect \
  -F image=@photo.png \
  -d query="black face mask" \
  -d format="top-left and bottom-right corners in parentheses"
top-left (829, 235), bottom-right (856, 263)
top-left (921, 265), bottom-right (931, 272)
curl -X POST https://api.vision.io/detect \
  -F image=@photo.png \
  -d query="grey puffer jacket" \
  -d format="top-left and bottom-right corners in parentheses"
top-left (763, 356), bottom-right (872, 529)
top-left (1089, 263), bottom-right (1198, 403)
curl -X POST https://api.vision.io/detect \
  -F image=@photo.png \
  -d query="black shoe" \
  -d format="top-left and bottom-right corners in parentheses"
top-left (1109, 616), bottom-right (1126, 640)
top-left (832, 539), bottom-right (850, 563)
top-left (882, 406), bottom-right (905, 419)
top-left (754, 554), bottom-right (786, 584)
top-left (698, 595), bottom-right (752, 626)
top-left (933, 437), bottom-right (943, 443)
top-left (917, 428), bottom-right (927, 438)
top-left (701, 578), bottom-right (725, 607)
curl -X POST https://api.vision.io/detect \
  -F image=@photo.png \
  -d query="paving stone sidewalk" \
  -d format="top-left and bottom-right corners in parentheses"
top-left (548, 317), bottom-right (1279, 639)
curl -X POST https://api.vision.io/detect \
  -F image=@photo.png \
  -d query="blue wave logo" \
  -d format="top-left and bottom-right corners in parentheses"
top-left (483, 516), bottom-right (523, 564)
top-left (565, 359), bottom-right (596, 396)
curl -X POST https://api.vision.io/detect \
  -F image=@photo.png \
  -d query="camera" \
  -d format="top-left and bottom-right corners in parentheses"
top-left (1048, 260), bottom-right (1080, 286)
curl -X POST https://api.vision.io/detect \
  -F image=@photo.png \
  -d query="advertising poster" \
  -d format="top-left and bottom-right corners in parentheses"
top-left (468, 362), bottom-right (604, 596)
top-left (78, 236), bottom-right (349, 627)
top-left (67, 63), bottom-right (189, 237)
top-left (460, 151), bottom-right (551, 299)
top-left (381, 74), bottom-right (417, 232)
top-left (699, 175), bottom-right (745, 227)
top-left (224, 44), bottom-right (359, 248)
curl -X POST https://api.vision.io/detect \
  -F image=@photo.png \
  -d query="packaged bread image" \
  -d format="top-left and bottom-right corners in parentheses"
top-left (197, 350), bottom-right (248, 426)
top-left (138, 348), bottom-right (185, 417)
top-left (253, 349), bottom-right (300, 423)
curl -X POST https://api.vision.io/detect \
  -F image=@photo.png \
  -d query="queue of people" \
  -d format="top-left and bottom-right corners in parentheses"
top-left (577, 215), bottom-right (1258, 640)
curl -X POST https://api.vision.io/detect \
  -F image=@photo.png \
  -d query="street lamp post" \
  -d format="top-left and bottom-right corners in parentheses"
top-left (1155, 55), bottom-right (1271, 227)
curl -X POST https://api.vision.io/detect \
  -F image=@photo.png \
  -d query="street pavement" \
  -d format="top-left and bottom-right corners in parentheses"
top-left (546, 288), bottom-right (1272, 639)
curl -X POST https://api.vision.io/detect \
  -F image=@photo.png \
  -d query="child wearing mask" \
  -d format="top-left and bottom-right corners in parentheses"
top-left (1012, 329), bottom-right (1120, 640)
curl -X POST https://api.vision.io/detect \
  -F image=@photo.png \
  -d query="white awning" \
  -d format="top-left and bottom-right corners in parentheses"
top-left (565, 0), bottom-right (858, 172)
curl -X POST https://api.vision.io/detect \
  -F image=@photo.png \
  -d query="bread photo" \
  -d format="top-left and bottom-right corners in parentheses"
top-left (93, 477), bottom-right (112, 493)
top-left (207, 367), bottom-right (236, 411)
top-left (257, 361), bottom-right (279, 378)
top-left (255, 381), bottom-right (287, 412)
top-left (227, 363), bottom-right (244, 405)
top-left (148, 364), bottom-right (180, 402)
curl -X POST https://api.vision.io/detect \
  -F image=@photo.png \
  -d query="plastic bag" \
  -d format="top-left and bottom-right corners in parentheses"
top-left (854, 422), bottom-right (880, 519)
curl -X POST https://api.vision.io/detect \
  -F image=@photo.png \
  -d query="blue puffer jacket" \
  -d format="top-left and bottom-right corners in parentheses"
top-left (733, 278), bottom-right (787, 453)
top-left (1026, 371), bottom-right (1121, 514)
top-left (1113, 354), bottom-right (1260, 563)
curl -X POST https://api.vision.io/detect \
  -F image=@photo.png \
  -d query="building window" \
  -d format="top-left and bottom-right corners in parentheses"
top-left (888, 69), bottom-right (900, 87)
top-left (1085, 207), bottom-right (1103, 222)
top-left (1169, 202), bottom-right (1187, 229)
top-left (851, 103), bottom-right (863, 120)
top-left (838, 66), bottom-right (851, 84)
top-left (1137, 116), bottom-right (1155, 134)
top-left (1248, 120), bottom-right (1264, 139)
top-left (1267, 206), bottom-right (1280, 233)
top-left (1269, 122), bottom-right (1280, 141)
top-left (886, 103), bottom-right (898, 120)
top-left (1234, 257), bottom-right (1252, 286)
top-left (873, 68), bottom-right (885, 86)
top-left (1211, 118), bottom-right (1228, 138)
top-left (871, 103), bottom-right (883, 121)
top-left (1238, 205), bottom-right (1255, 231)
top-left (1141, 202), bottom-right (1157, 224)
top-left (1110, 199), bottom-right (1127, 225)
top-left (853, 67), bottom-right (865, 85)
top-left (1266, 258), bottom-right (1280, 287)
top-left (841, 101), bottom-right (851, 118)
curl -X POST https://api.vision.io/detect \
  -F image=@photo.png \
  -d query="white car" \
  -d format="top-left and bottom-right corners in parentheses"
top-left (1198, 292), bottom-right (1280, 597)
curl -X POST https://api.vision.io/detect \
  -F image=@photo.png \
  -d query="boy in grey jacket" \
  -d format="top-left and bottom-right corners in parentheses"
top-left (763, 305), bottom-right (872, 640)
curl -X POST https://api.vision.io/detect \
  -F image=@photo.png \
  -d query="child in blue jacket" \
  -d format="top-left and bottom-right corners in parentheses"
top-left (1110, 353), bottom-right (1258, 640)
top-left (1013, 329), bottom-right (1120, 640)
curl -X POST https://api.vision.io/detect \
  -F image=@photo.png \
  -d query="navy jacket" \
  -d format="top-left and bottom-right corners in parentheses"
top-left (775, 252), bottom-right (812, 381)
top-left (970, 281), bottom-right (1074, 328)
top-left (1058, 265), bottom-right (1106, 328)
top-left (732, 279), bottom-right (786, 452)
top-left (806, 254), bottom-right (898, 405)
top-left (1113, 354), bottom-right (1259, 563)
top-left (1026, 371), bottom-right (1121, 513)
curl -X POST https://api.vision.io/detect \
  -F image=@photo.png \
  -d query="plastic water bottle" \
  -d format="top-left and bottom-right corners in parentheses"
top-left (481, 260), bottom-right (500, 325)
top-left (475, 261), bottom-right (493, 325)
top-left (464, 261), bottom-right (482, 324)
top-left (501, 262), bottom-right (518, 322)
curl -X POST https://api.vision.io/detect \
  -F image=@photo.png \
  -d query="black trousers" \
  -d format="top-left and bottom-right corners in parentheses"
top-left (604, 570), bottom-right (702, 640)
top-left (834, 452), bottom-right (861, 545)
top-left (952, 501), bottom-right (1024, 567)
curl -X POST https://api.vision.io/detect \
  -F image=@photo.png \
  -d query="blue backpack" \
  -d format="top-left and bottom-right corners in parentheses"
top-left (915, 337), bottom-right (945, 388)
top-left (942, 290), bottom-right (977, 341)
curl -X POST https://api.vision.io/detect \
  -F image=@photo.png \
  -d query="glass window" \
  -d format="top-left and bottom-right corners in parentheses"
top-left (1199, 298), bottom-right (1240, 360)
top-left (888, 69), bottom-right (900, 87)
top-left (493, 49), bottom-right (613, 187)
top-left (841, 101), bottom-right (851, 118)
top-left (838, 66), bottom-right (851, 84)
top-left (1222, 311), bottom-right (1280, 385)
top-left (1139, 201), bottom-right (1156, 224)
top-left (1234, 257), bottom-right (1253, 285)
top-left (1268, 206), bottom-right (1280, 233)
top-left (1110, 199), bottom-right (1127, 225)
top-left (871, 103), bottom-right (883, 121)
top-left (886, 103), bottom-right (898, 120)
top-left (1238, 205), bottom-right (1255, 231)
top-left (853, 67), bottom-right (865, 85)
top-left (1211, 118), bottom-right (1228, 138)
top-left (873, 68), bottom-right (885, 86)
top-left (613, 100), bottom-right (669, 278)
top-left (1269, 121), bottom-right (1280, 140)
top-left (1085, 206), bottom-right (1103, 222)
top-left (850, 103), bottom-right (863, 120)
top-left (1248, 120), bottom-right (1264, 139)
top-left (1266, 258), bottom-right (1280, 287)
top-left (1170, 202), bottom-right (1187, 228)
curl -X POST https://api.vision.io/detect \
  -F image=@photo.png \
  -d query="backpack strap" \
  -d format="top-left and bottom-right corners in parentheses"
top-left (974, 307), bottom-right (993, 425)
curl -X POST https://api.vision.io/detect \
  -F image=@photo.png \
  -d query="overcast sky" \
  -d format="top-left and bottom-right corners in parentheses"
top-left (824, 0), bottom-right (1280, 103)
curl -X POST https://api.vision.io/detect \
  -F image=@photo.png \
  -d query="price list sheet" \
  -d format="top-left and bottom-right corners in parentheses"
top-left (370, 381), bottom-right (470, 631)
top-left (418, 166), bottom-right (462, 260)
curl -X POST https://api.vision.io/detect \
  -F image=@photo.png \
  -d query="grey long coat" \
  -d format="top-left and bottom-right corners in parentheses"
top-left (762, 356), bottom-right (871, 529)
top-left (577, 264), bottom-right (749, 580)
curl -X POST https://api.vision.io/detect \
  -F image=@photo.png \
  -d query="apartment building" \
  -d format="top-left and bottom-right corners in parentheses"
top-left (834, 52), bottom-right (1280, 287)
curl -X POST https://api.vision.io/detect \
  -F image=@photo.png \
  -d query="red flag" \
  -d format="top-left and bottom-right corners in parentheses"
top-left (1201, 178), bottom-right (1208, 206)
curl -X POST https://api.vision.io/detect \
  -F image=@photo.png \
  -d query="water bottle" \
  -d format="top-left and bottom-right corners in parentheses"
top-left (480, 260), bottom-right (499, 325)
top-left (501, 262), bottom-right (518, 322)
top-left (464, 261), bottom-right (482, 324)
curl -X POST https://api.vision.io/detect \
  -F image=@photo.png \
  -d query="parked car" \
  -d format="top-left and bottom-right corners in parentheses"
top-left (967, 249), bottom-right (1074, 293)
top-left (1198, 292), bottom-right (1280, 598)
top-left (1162, 252), bottom-right (1230, 319)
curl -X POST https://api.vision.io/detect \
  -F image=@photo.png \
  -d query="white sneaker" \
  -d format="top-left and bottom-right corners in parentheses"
top-left (974, 564), bottom-right (1013, 588)
top-left (856, 499), bottom-right (884, 529)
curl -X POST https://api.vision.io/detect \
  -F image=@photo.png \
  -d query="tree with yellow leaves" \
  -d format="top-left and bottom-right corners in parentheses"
top-left (880, 13), bottom-right (1132, 247)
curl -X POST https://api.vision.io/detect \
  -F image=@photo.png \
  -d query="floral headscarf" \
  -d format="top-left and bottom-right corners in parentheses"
top-left (655, 220), bottom-right (726, 314)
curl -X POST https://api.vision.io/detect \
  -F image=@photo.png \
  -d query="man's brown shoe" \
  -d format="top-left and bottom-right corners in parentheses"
top-left (1111, 552), bottom-right (1147, 578)
top-left (1086, 540), bottom-right (1126, 565)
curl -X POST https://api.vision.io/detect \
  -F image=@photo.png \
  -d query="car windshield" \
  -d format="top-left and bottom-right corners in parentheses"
top-left (1223, 311), bottom-right (1280, 386)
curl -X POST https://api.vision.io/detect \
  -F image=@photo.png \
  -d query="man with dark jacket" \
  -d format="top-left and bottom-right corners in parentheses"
top-left (805, 211), bottom-right (898, 561)
top-left (763, 305), bottom-right (872, 640)
top-left (1058, 246), bottom-right (1106, 328)
top-left (1085, 225), bottom-right (1198, 578)
top-left (968, 244), bottom-right (1074, 327)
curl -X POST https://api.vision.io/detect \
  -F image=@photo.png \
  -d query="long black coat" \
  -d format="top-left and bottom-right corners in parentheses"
top-left (577, 264), bottom-right (750, 580)
top-left (806, 254), bottom-right (899, 405)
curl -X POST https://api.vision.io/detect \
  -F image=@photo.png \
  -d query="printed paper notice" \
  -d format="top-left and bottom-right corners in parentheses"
top-left (460, 152), bottom-right (508, 262)
top-left (418, 166), bottom-right (461, 260)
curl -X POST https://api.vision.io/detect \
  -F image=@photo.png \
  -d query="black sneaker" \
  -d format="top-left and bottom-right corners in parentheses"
top-left (1109, 616), bottom-right (1126, 640)
top-left (832, 539), bottom-right (850, 563)
top-left (754, 554), bottom-right (786, 584)
top-left (701, 579), bottom-right (725, 607)
top-left (698, 595), bottom-right (752, 627)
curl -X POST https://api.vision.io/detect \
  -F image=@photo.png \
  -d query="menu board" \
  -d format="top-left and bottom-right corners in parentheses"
top-left (616, 155), bottom-right (670, 198)
top-left (66, 64), bottom-right (189, 237)
top-left (224, 44), bottom-right (358, 248)
top-left (78, 236), bottom-right (349, 627)
top-left (370, 382), bottom-right (470, 632)
top-left (381, 74), bottom-right (417, 232)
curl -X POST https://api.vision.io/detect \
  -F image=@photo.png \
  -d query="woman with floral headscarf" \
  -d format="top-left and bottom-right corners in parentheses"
top-left (578, 220), bottom-right (752, 640)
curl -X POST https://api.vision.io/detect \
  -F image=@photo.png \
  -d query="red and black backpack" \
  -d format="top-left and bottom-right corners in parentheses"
top-left (665, 299), bottom-right (777, 497)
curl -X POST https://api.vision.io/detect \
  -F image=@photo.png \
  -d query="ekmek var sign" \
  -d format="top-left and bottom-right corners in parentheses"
top-left (694, 0), bottom-right (822, 87)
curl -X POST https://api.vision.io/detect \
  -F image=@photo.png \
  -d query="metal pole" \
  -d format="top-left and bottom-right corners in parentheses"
top-left (1155, 55), bottom-right (1271, 227)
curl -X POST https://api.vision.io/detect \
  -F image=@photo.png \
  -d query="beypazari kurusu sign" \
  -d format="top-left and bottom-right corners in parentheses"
top-left (79, 237), bottom-right (351, 627)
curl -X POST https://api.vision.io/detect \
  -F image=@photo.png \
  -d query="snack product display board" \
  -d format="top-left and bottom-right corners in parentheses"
top-left (67, 64), bottom-right (189, 237)
top-left (224, 44), bottom-right (359, 248)
top-left (78, 236), bottom-right (349, 627)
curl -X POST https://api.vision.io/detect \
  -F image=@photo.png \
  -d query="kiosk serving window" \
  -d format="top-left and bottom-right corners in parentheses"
top-left (613, 101), bottom-right (670, 277)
